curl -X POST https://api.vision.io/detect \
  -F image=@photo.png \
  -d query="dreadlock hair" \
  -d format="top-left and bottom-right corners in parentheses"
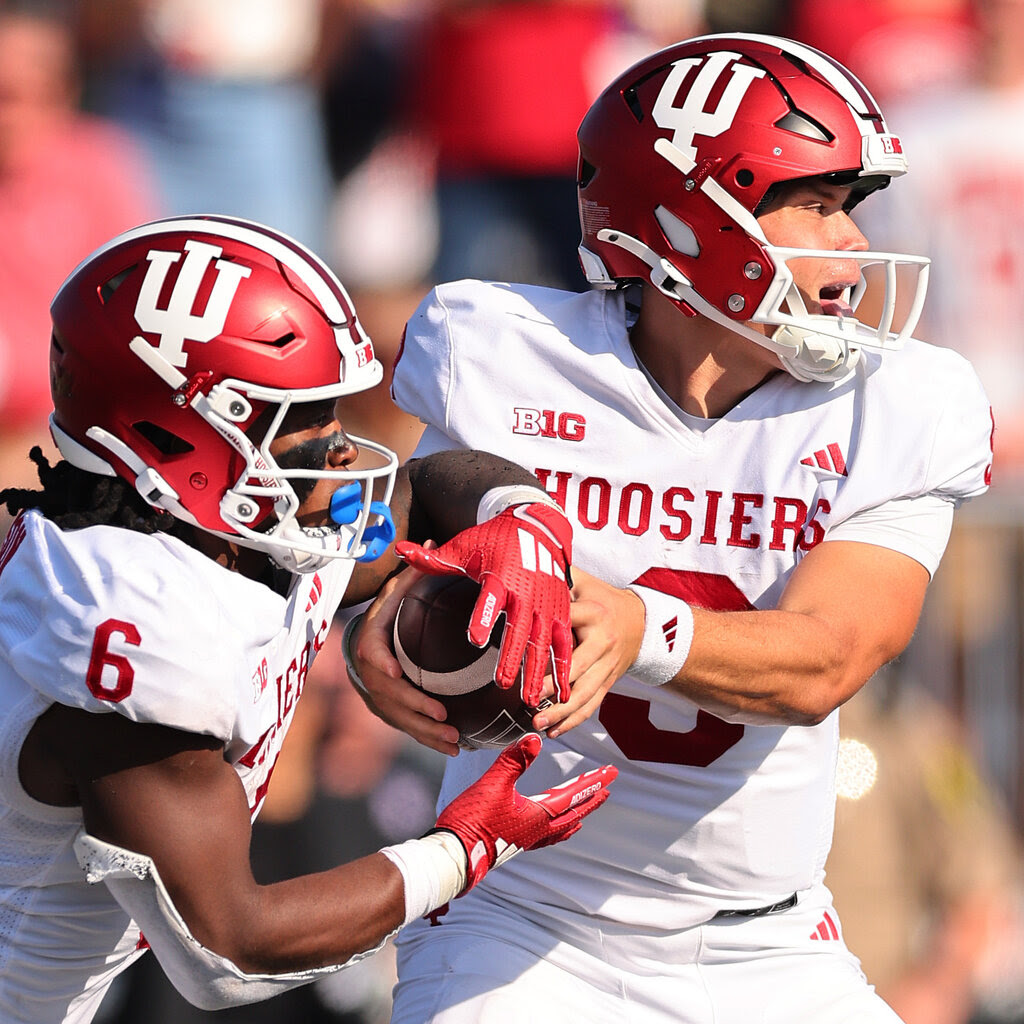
top-left (0, 446), bottom-right (190, 538)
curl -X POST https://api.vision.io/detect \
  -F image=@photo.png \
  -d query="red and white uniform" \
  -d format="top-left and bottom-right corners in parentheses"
top-left (0, 511), bottom-right (352, 1023)
top-left (389, 280), bottom-right (993, 1023)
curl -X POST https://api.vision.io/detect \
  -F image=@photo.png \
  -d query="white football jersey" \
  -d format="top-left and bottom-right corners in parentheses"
top-left (392, 280), bottom-right (993, 934)
top-left (0, 511), bottom-right (353, 1023)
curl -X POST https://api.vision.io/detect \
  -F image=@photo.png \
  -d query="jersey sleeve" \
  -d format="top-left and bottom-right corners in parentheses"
top-left (825, 493), bottom-right (954, 576)
top-left (392, 286), bottom-right (457, 434)
top-left (826, 344), bottom-right (993, 573)
top-left (409, 424), bottom-right (463, 459)
top-left (0, 515), bottom-right (281, 743)
top-left (392, 280), bottom-right (612, 462)
top-left (921, 348), bottom-right (994, 504)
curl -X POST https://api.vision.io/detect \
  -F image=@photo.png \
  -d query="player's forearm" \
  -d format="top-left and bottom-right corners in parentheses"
top-left (664, 606), bottom-right (874, 726)
top-left (565, 573), bottom-right (858, 729)
top-left (79, 831), bottom-right (457, 1009)
top-left (220, 852), bottom-right (408, 973)
top-left (72, 720), bottom-right (433, 975)
top-left (626, 543), bottom-right (926, 726)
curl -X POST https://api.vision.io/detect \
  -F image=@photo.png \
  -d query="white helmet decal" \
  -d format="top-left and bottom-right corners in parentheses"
top-left (652, 53), bottom-right (766, 162)
top-left (135, 240), bottom-right (252, 368)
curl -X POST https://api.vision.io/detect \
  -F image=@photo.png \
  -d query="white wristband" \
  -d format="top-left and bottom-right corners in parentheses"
top-left (626, 585), bottom-right (694, 685)
top-left (380, 832), bottom-right (468, 926)
top-left (476, 484), bottom-right (562, 524)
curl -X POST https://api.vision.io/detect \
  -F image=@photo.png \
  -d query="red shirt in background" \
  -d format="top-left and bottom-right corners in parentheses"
top-left (0, 114), bottom-right (158, 428)
top-left (407, 1), bottom-right (620, 176)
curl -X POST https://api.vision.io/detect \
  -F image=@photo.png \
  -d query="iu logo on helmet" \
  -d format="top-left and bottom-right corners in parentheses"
top-left (652, 51), bottom-right (766, 162)
top-left (134, 239), bottom-right (253, 368)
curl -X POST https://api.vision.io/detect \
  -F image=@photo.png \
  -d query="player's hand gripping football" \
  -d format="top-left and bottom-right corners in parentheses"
top-left (395, 502), bottom-right (574, 706)
top-left (433, 733), bottom-right (617, 893)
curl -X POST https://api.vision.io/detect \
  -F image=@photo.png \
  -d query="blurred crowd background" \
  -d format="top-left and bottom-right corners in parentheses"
top-left (2, 0), bottom-right (1024, 1021)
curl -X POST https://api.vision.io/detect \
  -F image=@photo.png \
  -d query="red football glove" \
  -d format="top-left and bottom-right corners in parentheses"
top-left (395, 502), bottom-right (574, 706)
top-left (432, 733), bottom-right (617, 893)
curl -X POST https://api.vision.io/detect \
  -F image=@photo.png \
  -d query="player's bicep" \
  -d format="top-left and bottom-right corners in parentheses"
top-left (55, 706), bottom-right (258, 952)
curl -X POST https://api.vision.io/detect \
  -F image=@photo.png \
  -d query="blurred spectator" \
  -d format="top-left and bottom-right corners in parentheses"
top-left (77, 0), bottom-right (340, 255)
top-left (320, 5), bottom-right (414, 187)
top-left (0, 2), bottom-right (158, 535)
top-left (827, 673), bottom-right (1024, 1023)
top-left (398, 0), bottom-right (661, 290)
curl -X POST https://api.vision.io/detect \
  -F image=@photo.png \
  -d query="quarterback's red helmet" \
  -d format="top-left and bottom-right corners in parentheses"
top-left (48, 215), bottom-right (398, 572)
top-left (577, 33), bottom-right (929, 382)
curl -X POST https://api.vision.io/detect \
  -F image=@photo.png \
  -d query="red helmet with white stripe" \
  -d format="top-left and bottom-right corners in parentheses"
top-left (48, 215), bottom-right (398, 572)
top-left (577, 33), bottom-right (930, 382)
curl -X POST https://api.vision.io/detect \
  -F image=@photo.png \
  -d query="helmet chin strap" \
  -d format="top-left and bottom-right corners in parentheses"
top-left (770, 323), bottom-right (858, 383)
top-left (594, 228), bottom-right (859, 384)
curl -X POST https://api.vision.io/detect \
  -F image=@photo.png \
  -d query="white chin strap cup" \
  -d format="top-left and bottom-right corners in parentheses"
top-left (771, 324), bottom-right (859, 383)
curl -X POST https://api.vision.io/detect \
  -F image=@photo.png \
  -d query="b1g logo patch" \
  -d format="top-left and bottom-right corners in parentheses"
top-left (513, 408), bottom-right (586, 442)
top-left (652, 51), bottom-right (766, 162)
top-left (135, 239), bottom-right (252, 368)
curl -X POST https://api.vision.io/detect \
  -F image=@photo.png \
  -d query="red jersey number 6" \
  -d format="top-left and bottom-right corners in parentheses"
top-left (598, 568), bottom-right (749, 766)
top-left (86, 618), bottom-right (141, 702)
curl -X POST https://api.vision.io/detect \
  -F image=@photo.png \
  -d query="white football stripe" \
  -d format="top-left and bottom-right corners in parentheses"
top-left (394, 631), bottom-right (501, 696)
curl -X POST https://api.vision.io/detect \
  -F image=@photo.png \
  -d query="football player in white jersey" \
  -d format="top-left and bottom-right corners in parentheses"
top-left (0, 215), bottom-right (618, 1024)
top-left (347, 34), bottom-right (995, 1024)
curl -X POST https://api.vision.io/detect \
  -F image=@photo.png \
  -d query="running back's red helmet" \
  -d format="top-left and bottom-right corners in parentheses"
top-left (577, 33), bottom-right (929, 382)
top-left (49, 215), bottom-right (398, 572)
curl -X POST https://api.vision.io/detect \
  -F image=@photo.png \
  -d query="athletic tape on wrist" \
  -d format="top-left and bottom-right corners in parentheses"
top-left (341, 613), bottom-right (369, 697)
top-left (626, 585), bottom-right (694, 686)
top-left (476, 484), bottom-right (563, 525)
top-left (380, 832), bottom-right (468, 926)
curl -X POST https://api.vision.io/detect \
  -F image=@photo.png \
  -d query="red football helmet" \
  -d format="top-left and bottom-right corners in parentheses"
top-left (577, 33), bottom-right (930, 382)
top-left (48, 215), bottom-right (398, 572)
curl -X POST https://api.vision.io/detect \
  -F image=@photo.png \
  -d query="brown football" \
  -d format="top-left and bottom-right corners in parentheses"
top-left (393, 573), bottom-right (547, 750)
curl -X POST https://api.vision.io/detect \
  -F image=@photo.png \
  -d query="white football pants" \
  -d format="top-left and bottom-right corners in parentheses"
top-left (390, 884), bottom-right (904, 1024)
